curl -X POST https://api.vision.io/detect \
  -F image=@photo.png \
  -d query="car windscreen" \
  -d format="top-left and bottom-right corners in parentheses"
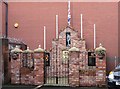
top-left (115, 64), bottom-right (120, 69)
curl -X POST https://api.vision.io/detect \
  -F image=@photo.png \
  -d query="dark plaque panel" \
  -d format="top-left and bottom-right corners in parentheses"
top-left (44, 52), bottom-right (50, 66)
top-left (88, 52), bottom-right (96, 66)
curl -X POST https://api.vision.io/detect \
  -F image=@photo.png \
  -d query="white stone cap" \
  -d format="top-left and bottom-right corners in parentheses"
top-left (11, 46), bottom-right (23, 53)
top-left (23, 47), bottom-right (33, 53)
top-left (34, 45), bottom-right (45, 53)
top-left (69, 46), bottom-right (80, 52)
top-left (95, 43), bottom-right (106, 51)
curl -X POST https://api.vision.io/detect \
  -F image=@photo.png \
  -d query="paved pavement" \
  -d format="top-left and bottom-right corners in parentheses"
top-left (2, 85), bottom-right (108, 89)
top-left (2, 84), bottom-right (36, 89)
top-left (38, 86), bottom-right (108, 89)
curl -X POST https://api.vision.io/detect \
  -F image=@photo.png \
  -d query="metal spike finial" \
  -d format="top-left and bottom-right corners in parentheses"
top-left (99, 43), bottom-right (102, 47)
top-left (39, 45), bottom-right (41, 48)
top-left (27, 47), bottom-right (29, 50)
top-left (16, 45), bottom-right (19, 48)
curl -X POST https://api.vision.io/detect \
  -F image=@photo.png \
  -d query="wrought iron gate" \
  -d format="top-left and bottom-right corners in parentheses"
top-left (44, 50), bottom-right (69, 86)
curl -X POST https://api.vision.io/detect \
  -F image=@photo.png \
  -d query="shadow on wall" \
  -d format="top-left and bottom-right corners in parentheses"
top-left (106, 56), bottom-right (120, 75)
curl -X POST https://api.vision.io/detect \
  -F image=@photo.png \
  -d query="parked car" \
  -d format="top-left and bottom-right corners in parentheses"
top-left (108, 64), bottom-right (120, 89)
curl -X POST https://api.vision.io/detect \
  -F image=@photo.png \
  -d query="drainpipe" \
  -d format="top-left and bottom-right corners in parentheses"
top-left (4, 2), bottom-right (8, 38)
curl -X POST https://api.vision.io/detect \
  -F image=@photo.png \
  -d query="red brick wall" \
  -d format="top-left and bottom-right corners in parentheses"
top-left (8, 2), bottom-right (118, 72)
top-left (11, 52), bottom-right (44, 85)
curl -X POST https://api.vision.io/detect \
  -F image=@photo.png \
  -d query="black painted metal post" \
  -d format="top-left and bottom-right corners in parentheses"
top-left (44, 52), bottom-right (46, 84)
top-left (56, 44), bottom-right (58, 84)
top-left (18, 52), bottom-right (22, 84)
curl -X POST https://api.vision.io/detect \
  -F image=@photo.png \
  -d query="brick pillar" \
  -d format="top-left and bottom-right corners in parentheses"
top-left (69, 47), bottom-right (80, 87)
top-left (34, 58), bottom-right (44, 85)
top-left (34, 46), bottom-right (44, 85)
top-left (95, 44), bottom-right (106, 87)
top-left (96, 55), bottom-right (106, 87)
top-left (11, 47), bottom-right (23, 84)
top-left (11, 57), bottom-right (21, 84)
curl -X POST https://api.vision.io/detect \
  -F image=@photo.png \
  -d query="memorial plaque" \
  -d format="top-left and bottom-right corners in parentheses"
top-left (88, 52), bottom-right (96, 66)
top-left (44, 52), bottom-right (50, 66)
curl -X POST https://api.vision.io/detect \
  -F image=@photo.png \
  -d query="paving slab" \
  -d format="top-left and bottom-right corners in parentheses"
top-left (38, 86), bottom-right (107, 89)
top-left (2, 84), bottom-right (36, 89)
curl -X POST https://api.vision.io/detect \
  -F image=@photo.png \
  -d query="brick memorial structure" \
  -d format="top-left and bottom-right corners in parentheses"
top-left (48, 26), bottom-right (106, 87)
top-left (10, 26), bottom-right (106, 87)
